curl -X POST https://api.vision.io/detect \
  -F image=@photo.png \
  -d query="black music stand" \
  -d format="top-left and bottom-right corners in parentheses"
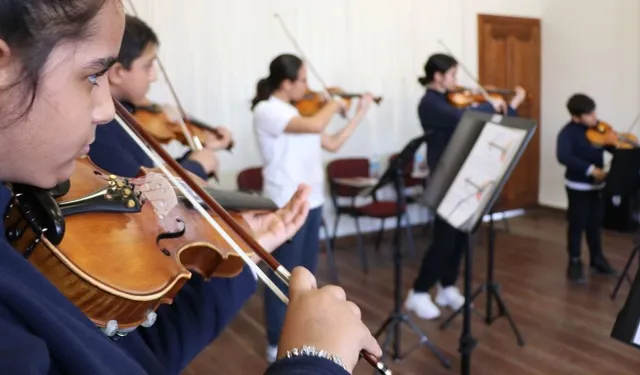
top-left (422, 111), bottom-right (536, 375)
top-left (606, 148), bottom-right (640, 300)
top-left (438, 206), bottom-right (525, 346)
top-left (611, 256), bottom-right (640, 349)
top-left (361, 135), bottom-right (451, 368)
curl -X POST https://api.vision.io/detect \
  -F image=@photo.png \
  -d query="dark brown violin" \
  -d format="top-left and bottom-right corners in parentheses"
top-left (134, 101), bottom-right (234, 151)
top-left (4, 156), bottom-right (258, 331)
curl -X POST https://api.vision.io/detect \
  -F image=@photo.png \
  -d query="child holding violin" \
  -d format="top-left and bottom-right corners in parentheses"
top-left (404, 52), bottom-right (527, 320)
top-left (250, 53), bottom-right (374, 362)
top-left (88, 15), bottom-right (232, 182)
top-left (556, 93), bottom-right (618, 284)
top-left (0, 1), bottom-right (382, 374)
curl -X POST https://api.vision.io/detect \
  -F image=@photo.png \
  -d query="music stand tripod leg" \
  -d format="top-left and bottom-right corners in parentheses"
top-left (611, 244), bottom-right (640, 300)
top-left (373, 161), bottom-right (450, 368)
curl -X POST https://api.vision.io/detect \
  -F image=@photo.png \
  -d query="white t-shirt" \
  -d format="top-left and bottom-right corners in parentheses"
top-left (253, 96), bottom-right (324, 209)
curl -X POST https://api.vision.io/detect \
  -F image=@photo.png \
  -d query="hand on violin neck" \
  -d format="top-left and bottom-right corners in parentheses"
top-left (187, 148), bottom-right (219, 175)
top-left (278, 267), bottom-right (383, 372)
top-left (509, 85), bottom-right (527, 109)
top-left (356, 93), bottom-right (374, 116)
top-left (241, 184), bottom-right (310, 256)
top-left (203, 126), bottom-right (233, 150)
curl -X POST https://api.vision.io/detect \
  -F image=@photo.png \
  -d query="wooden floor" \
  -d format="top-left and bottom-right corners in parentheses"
top-left (183, 208), bottom-right (640, 375)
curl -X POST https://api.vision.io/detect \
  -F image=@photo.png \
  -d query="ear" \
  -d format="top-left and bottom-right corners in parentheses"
top-left (0, 39), bottom-right (14, 87)
top-left (107, 62), bottom-right (126, 86)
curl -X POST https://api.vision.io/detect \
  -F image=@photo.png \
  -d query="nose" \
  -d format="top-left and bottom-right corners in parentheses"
top-left (92, 82), bottom-right (116, 126)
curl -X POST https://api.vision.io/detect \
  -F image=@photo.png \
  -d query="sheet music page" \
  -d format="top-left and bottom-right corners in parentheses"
top-left (437, 121), bottom-right (527, 230)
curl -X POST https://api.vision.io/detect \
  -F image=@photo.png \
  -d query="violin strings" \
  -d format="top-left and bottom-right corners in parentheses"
top-left (114, 114), bottom-right (289, 303)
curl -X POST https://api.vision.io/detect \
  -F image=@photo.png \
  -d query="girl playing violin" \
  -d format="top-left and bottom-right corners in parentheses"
top-left (0, 1), bottom-right (381, 374)
top-left (404, 53), bottom-right (527, 320)
top-left (556, 93), bottom-right (618, 284)
top-left (88, 15), bottom-right (232, 181)
top-left (251, 53), bottom-right (374, 362)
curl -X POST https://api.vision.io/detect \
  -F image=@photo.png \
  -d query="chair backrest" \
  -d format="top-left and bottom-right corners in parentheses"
top-left (237, 166), bottom-right (263, 194)
top-left (326, 158), bottom-right (370, 199)
top-left (388, 153), bottom-right (424, 188)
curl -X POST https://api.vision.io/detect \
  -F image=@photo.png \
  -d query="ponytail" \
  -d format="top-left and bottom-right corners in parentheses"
top-left (251, 77), bottom-right (274, 110)
top-left (417, 76), bottom-right (428, 86)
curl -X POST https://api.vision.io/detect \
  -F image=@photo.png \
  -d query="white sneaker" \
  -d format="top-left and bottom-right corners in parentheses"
top-left (435, 285), bottom-right (465, 311)
top-left (265, 345), bottom-right (278, 364)
top-left (404, 289), bottom-right (441, 320)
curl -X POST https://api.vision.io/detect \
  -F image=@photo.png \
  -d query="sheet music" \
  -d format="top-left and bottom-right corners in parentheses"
top-left (437, 121), bottom-right (527, 230)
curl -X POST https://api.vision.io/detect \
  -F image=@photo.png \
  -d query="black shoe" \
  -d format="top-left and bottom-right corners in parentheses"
top-left (590, 258), bottom-right (619, 276)
top-left (568, 261), bottom-right (586, 284)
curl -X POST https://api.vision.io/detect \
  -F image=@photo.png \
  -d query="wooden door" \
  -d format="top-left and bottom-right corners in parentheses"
top-left (478, 14), bottom-right (541, 211)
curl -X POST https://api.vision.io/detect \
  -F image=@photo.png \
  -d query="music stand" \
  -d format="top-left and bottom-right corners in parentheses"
top-left (611, 258), bottom-right (640, 349)
top-left (605, 148), bottom-right (640, 300)
top-left (360, 135), bottom-right (451, 368)
top-left (422, 111), bottom-right (537, 375)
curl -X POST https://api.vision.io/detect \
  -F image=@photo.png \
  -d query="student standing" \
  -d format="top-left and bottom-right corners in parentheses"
top-left (251, 53), bottom-right (373, 361)
top-left (404, 53), bottom-right (527, 320)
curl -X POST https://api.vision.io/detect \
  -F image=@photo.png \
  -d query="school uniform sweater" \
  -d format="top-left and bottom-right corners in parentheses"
top-left (0, 185), bottom-right (348, 374)
top-left (418, 88), bottom-right (517, 170)
top-left (556, 121), bottom-right (612, 190)
top-left (88, 101), bottom-right (208, 180)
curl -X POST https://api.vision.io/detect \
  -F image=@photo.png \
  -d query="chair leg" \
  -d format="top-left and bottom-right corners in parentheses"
top-left (354, 217), bottom-right (369, 273)
top-left (321, 219), bottom-right (339, 283)
top-left (374, 219), bottom-right (385, 253)
top-left (331, 214), bottom-right (341, 250)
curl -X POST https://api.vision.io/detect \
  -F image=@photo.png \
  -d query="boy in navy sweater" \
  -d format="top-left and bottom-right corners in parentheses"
top-left (557, 93), bottom-right (618, 283)
top-left (405, 53), bottom-right (527, 320)
top-left (0, 1), bottom-right (383, 374)
top-left (88, 15), bottom-right (232, 181)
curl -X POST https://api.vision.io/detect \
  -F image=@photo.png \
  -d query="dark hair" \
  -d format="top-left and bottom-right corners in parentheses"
top-left (566, 94), bottom-right (595, 117)
top-left (0, 0), bottom-right (110, 123)
top-left (418, 53), bottom-right (458, 86)
top-left (118, 15), bottom-right (158, 70)
top-left (251, 54), bottom-right (303, 110)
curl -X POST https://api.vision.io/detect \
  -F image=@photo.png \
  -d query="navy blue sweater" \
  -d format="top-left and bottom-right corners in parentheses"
top-left (556, 121), bottom-right (612, 185)
top-left (418, 89), bottom-right (517, 170)
top-left (0, 186), bottom-right (348, 374)
top-left (88, 102), bottom-right (208, 180)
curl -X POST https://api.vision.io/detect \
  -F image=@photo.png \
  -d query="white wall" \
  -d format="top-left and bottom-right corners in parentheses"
top-left (538, 0), bottom-right (640, 208)
top-left (126, 0), bottom-right (639, 236)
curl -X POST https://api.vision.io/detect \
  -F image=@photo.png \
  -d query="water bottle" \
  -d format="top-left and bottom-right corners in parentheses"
top-left (370, 153), bottom-right (381, 178)
top-left (413, 152), bottom-right (424, 176)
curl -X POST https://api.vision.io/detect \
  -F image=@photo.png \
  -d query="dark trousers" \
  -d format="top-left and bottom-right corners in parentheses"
top-left (566, 187), bottom-right (604, 262)
top-left (264, 205), bottom-right (323, 346)
top-left (413, 216), bottom-right (466, 292)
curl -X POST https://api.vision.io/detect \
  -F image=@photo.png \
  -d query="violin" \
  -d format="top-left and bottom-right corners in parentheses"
top-left (4, 156), bottom-right (258, 331)
top-left (3, 98), bottom-right (390, 374)
top-left (134, 102), bottom-right (234, 151)
top-left (586, 121), bottom-right (639, 149)
top-left (296, 87), bottom-right (383, 117)
top-left (447, 86), bottom-right (516, 108)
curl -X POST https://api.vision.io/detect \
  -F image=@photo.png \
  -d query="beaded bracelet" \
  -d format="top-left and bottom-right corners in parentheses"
top-left (284, 345), bottom-right (347, 371)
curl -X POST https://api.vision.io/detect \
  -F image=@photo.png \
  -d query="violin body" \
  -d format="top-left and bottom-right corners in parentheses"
top-left (4, 157), bottom-right (253, 333)
top-left (134, 103), bottom-right (234, 150)
top-left (586, 121), bottom-right (639, 149)
top-left (447, 86), bottom-right (513, 108)
top-left (295, 87), bottom-right (383, 116)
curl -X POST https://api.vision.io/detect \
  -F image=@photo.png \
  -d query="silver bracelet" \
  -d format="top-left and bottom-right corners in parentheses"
top-left (284, 345), bottom-right (347, 371)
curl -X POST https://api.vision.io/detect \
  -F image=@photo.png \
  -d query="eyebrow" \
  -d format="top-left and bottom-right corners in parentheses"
top-left (84, 56), bottom-right (118, 71)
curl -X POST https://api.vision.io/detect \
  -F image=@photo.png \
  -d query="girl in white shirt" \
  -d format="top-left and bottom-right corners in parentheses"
top-left (251, 53), bottom-right (373, 362)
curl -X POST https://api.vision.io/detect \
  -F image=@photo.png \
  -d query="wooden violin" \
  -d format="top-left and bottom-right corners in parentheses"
top-left (134, 102), bottom-right (234, 151)
top-left (447, 86), bottom-right (516, 108)
top-left (296, 87), bottom-right (383, 117)
top-left (4, 156), bottom-right (264, 331)
top-left (586, 121), bottom-right (639, 149)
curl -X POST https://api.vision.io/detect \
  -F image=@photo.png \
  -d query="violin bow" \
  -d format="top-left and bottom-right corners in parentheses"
top-left (124, 0), bottom-right (203, 151)
top-left (273, 13), bottom-right (332, 97)
top-left (437, 39), bottom-right (497, 105)
top-left (112, 99), bottom-right (391, 375)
